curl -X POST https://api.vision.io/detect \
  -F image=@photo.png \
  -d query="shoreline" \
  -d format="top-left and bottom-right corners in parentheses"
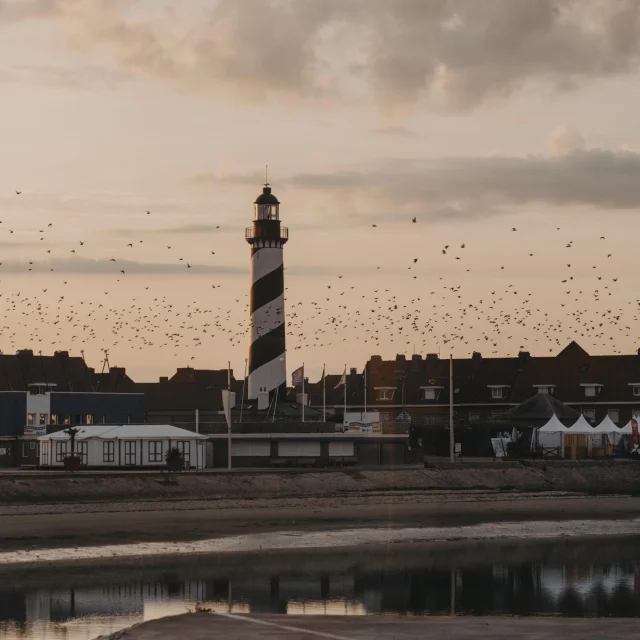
top-left (1, 491), bottom-right (640, 555)
top-left (2, 514), bottom-right (640, 570)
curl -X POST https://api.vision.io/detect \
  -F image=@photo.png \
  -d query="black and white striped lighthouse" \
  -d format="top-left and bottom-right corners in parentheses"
top-left (245, 181), bottom-right (288, 402)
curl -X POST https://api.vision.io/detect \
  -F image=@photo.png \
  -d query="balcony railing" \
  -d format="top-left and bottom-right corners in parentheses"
top-left (245, 226), bottom-right (288, 240)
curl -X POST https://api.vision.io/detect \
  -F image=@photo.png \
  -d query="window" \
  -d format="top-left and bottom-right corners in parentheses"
top-left (41, 442), bottom-right (49, 466)
top-left (584, 386), bottom-right (596, 398)
top-left (27, 414), bottom-right (35, 426)
top-left (55, 441), bottom-right (68, 462)
top-left (468, 411), bottom-right (480, 424)
top-left (583, 408), bottom-right (596, 423)
top-left (376, 389), bottom-right (394, 401)
top-left (607, 409), bottom-right (620, 425)
top-left (51, 414), bottom-right (58, 425)
top-left (491, 388), bottom-right (503, 399)
top-left (423, 388), bottom-right (441, 401)
top-left (85, 414), bottom-right (93, 425)
top-left (96, 414), bottom-right (106, 425)
top-left (232, 442), bottom-right (270, 457)
top-left (75, 415), bottom-right (82, 425)
top-left (39, 413), bottom-right (47, 426)
top-left (633, 387), bottom-right (640, 397)
top-left (177, 441), bottom-right (190, 465)
top-left (148, 441), bottom-right (163, 463)
top-left (103, 441), bottom-right (115, 463)
top-left (125, 415), bottom-right (132, 424)
top-left (76, 441), bottom-right (88, 465)
top-left (62, 415), bottom-right (70, 425)
top-left (124, 441), bottom-right (136, 466)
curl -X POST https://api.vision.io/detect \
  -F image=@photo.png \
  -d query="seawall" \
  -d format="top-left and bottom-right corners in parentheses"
top-left (1, 461), bottom-right (640, 504)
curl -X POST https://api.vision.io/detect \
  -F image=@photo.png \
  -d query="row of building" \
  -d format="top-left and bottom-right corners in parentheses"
top-left (0, 341), bottom-right (639, 467)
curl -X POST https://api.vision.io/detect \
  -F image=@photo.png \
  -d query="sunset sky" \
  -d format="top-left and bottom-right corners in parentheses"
top-left (1, 0), bottom-right (640, 382)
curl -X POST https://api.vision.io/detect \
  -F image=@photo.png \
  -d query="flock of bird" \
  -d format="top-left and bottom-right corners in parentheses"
top-left (1, 188), bottom-right (637, 379)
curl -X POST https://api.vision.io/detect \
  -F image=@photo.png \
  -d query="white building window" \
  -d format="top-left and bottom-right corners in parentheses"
top-left (583, 408), bottom-right (596, 423)
top-left (39, 413), bottom-right (47, 426)
top-left (124, 441), bottom-right (136, 465)
top-left (55, 441), bottom-right (68, 462)
top-left (607, 409), bottom-right (620, 425)
top-left (177, 441), bottom-right (191, 465)
top-left (148, 440), bottom-right (163, 463)
top-left (584, 386), bottom-right (596, 398)
top-left (27, 414), bottom-right (35, 426)
top-left (376, 388), bottom-right (394, 401)
top-left (632, 386), bottom-right (640, 397)
top-left (491, 388), bottom-right (503, 399)
top-left (103, 441), bottom-right (115, 463)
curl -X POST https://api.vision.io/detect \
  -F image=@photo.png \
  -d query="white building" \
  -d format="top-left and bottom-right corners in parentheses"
top-left (38, 424), bottom-right (206, 470)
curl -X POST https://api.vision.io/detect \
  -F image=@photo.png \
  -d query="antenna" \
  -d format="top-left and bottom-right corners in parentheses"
top-left (264, 164), bottom-right (269, 187)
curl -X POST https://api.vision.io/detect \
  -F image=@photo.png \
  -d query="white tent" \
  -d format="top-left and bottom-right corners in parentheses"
top-left (539, 415), bottom-right (570, 432)
top-left (620, 421), bottom-right (634, 434)
top-left (536, 414), bottom-right (568, 456)
top-left (567, 415), bottom-right (595, 434)
top-left (592, 415), bottom-right (620, 434)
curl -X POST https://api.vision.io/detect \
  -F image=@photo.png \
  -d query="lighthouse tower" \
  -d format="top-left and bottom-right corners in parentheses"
top-left (245, 181), bottom-right (288, 403)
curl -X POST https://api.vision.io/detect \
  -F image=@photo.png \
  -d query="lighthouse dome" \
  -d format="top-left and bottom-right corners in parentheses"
top-left (254, 186), bottom-right (280, 205)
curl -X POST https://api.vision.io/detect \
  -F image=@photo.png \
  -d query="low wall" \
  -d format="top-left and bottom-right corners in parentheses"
top-left (0, 461), bottom-right (639, 504)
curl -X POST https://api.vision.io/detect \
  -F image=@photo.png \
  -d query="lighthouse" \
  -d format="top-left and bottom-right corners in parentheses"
top-left (245, 181), bottom-right (288, 404)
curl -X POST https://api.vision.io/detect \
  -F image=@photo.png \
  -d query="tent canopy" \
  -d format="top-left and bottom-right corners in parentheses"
top-left (567, 415), bottom-right (595, 434)
top-left (592, 415), bottom-right (620, 434)
top-left (539, 414), bottom-right (570, 433)
top-left (620, 421), bottom-right (634, 434)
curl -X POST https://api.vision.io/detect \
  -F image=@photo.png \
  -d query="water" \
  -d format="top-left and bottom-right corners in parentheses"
top-left (1, 537), bottom-right (639, 640)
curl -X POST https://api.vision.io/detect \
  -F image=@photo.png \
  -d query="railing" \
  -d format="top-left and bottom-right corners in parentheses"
top-left (245, 226), bottom-right (288, 240)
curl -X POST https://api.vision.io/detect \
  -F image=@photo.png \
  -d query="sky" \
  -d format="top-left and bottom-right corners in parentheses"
top-left (0, 0), bottom-right (640, 382)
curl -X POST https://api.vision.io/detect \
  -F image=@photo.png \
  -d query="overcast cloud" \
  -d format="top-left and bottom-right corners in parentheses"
top-left (3, 0), bottom-right (640, 110)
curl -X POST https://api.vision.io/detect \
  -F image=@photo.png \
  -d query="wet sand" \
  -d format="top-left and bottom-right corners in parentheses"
top-left (1, 491), bottom-right (639, 555)
top-left (95, 613), bottom-right (640, 640)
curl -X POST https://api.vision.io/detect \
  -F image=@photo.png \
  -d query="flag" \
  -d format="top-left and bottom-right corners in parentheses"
top-left (334, 369), bottom-right (346, 389)
top-left (292, 365), bottom-right (304, 387)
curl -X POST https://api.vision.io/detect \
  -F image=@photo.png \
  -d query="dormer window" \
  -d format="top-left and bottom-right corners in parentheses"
top-left (488, 385), bottom-right (509, 400)
top-left (375, 387), bottom-right (395, 401)
top-left (580, 383), bottom-right (602, 398)
top-left (533, 385), bottom-right (555, 396)
top-left (421, 386), bottom-right (443, 401)
top-left (629, 384), bottom-right (640, 397)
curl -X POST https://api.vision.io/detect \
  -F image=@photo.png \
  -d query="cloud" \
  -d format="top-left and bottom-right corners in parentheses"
top-left (373, 125), bottom-right (417, 137)
top-left (2, 64), bottom-right (130, 90)
top-left (0, 257), bottom-right (243, 275)
top-left (5, 0), bottom-right (640, 110)
top-left (285, 146), bottom-right (640, 219)
top-left (547, 124), bottom-right (586, 157)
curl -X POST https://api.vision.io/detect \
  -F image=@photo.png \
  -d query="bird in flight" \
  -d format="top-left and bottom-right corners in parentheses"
top-left (15, 191), bottom-right (21, 195)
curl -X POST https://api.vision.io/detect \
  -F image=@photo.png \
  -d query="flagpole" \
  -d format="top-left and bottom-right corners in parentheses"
top-left (449, 354), bottom-right (454, 463)
top-left (322, 365), bottom-right (326, 423)
top-left (302, 363), bottom-right (305, 423)
top-left (364, 365), bottom-right (367, 418)
top-left (228, 361), bottom-right (232, 471)
top-left (343, 364), bottom-right (347, 427)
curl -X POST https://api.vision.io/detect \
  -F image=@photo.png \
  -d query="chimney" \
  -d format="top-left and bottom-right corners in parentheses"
top-left (518, 351), bottom-right (531, 366)
top-left (159, 376), bottom-right (169, 383)
top-left (369, 355), bottom-right (383, 372)
top-left (411, 354), bottom-right (422, 370)
top-left (426, 353), bottom-right (439, 360)
top-left (472, 352), bottom-right (482, 361)
top-left (54, 350), bottom-right (69, 359)
top-left (350, 368), bottom-right (357, 376)
top-left (17, 349), bottom-right (34, 357)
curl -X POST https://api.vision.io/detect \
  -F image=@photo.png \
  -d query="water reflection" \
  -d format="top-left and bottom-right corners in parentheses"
top-left (1, 555), bottom-right (639, 639)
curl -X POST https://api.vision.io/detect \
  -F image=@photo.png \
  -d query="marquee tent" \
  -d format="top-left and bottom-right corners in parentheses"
top-left (566, 415), bottom-right (595, 434)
